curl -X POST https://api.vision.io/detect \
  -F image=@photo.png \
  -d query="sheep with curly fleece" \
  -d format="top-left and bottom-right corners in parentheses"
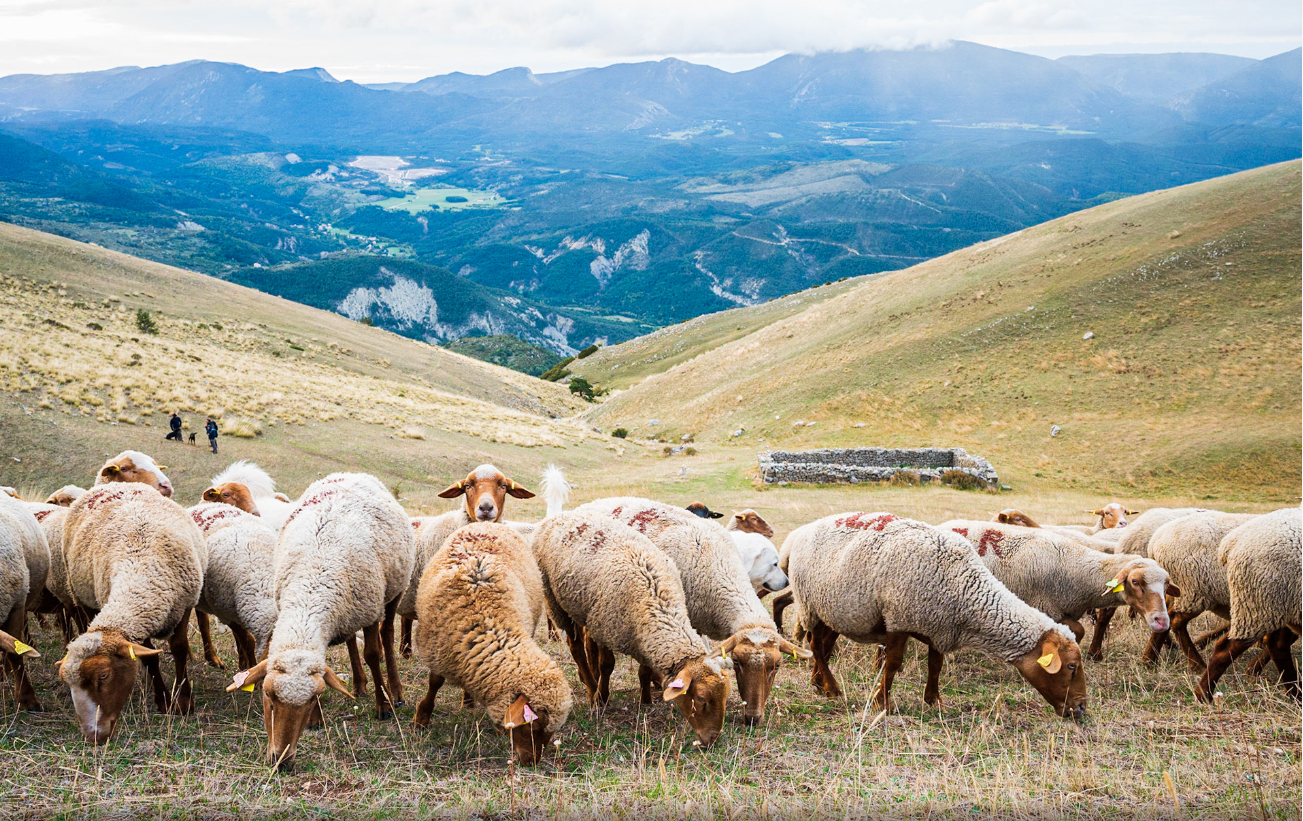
top-left (0, 501), bottom-right (43, 711)
top-left (226, 473), bottom-right (414, 770)
top-left (1114, 508), bottom-right (1206, 558)
top-left (939, 520), bottom-right (1175, 660)
top-left (188, 503), bottom-right (280, 670)
top-left (20, 501), bottom-right (88, 641)
top-left (1143, 511), bottom-right (1258, 671)
top-left (413, 523), bottom-right (571, 764)
top-left (532, 506), bottom-right (730, 747)
top-left (577, 496), bottom-right (809, 727)
top-left (0, 491), bottom-right (50, 622)
top-left (1194, 508), bottom-right (1301, 702)
top-left (786, 512), bottom-right (1087, 718)
top-left (94, 451), bottom-right (174, 498)
top-left (207, 461), bottom-right (293, 530)
top-left (59, 483), bottom-right (206, 743)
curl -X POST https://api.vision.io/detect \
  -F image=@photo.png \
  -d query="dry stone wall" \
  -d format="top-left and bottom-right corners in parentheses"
top-left (758, 447), bottom-right (998, 486)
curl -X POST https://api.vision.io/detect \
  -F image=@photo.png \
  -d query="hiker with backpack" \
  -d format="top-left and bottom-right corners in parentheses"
top-left (166, 412), bottom-right (184, 442)
top-left (206, 417), bottom-right (219, 454)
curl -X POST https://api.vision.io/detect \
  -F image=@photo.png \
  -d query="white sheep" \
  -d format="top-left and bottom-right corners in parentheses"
top-left (188, 502), bottom-right (280, 669)
top-left (786, 512), bottom-right (1087, 718)
top-left (94, 450), bottom-right (174, 498)
top-left (1143, 510), bottom-right (1257, 670)
top-left (59, 482), bottom-right (207, 743)
top-left (412, 522), bottom-right (572, 764)
top-left (21, 501), bottom-right (87, 641)
top-left (0, 500), bottom-right (43, 711)
top-left (226, 472), bottom-right (415, 770)
top-left (207, 461), bottom-right (294, 530)
top-left (1195, 508), bottom-right (1301, 702)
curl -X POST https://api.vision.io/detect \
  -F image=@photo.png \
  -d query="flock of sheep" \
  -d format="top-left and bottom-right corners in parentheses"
top-left (0, 450), bottom-right (1298, 772)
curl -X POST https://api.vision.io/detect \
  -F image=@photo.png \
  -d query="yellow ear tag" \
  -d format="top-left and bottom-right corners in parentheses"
top-left (1037, 653), bottom-right (1055, 668)
top-left (1105, 577), bottom-right (1124, 594)
top-left (13, 639), bottom-right (33, 655)
top-left (240, 683), bottom-right (255, 692)
top-left (128, 646), bottom-right (136, 661)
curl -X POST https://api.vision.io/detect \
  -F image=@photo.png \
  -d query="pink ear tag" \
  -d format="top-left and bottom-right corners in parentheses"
top-left (669, 678), bottom-right (685, 689)
top-left (522, 704), bottom-right (538, 723)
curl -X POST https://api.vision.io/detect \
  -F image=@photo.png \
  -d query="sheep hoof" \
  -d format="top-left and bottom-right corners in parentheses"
top-left (376, 708), bottom-right (394, 721)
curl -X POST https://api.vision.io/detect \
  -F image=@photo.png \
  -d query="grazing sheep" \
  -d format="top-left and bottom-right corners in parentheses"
top-left (1143, 511), bottom-right (1257, 671)
top-left (95, 451), bottom-right (174, 498)
top-left (786, 512), bottom-right (1087, 718)
top-left (939, 520), bottom-right (1175, 659)
top-left (226, 473), bottom-right (414, 770)
top-left (59, 483), bottom-right (206, 743)
top-left (0, 501), bottom-right (43, 711)
top-left (396, 465), bottom-right (534, 657)
top-left (726, 509), bottom-right (775, 539)
top-left (21, 501), bottom-right (88, 641)
top-left (532, 506), bottom-right (729, 747)
top-left (413, 523), bottom-right (572, 764)
top-left (1195, 508), bottom-right (1301, 702)
top-left (1053, 503), bottom-right (1140, 535)
top-left (685, 502), bottom-right (723, 520)
top-left (578, 496), bottom-right (808, 726)
top-left (188, 503), bottom-right (280, 670)
top-left (0, 491), bottom-right (50, 619)
top-left (207, 461), bottom-right (293, 530)
top-left (1114, 508), bottom-right (1206, 558)
top-left (46, 485), bottom-right (86, 507)
top-left (730, 530), bottom-right (789, 596)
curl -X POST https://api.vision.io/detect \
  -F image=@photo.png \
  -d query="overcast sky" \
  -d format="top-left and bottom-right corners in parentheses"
top-left (1, 0), bottom-right (1298, 82)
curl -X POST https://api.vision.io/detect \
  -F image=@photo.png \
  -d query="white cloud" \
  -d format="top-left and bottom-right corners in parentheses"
top-left (0, 0), bottom-right (1296, 81)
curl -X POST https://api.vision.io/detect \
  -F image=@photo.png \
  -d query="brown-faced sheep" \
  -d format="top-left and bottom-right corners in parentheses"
top-left (94, 451), bottom-right (174, 498)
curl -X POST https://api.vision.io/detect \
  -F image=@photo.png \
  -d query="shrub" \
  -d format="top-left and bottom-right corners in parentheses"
top-left (568, 376), bottom-right (596, 401)
top-left (684, 447), bottom-right (697, 456)
top-left (576, 344), bottom-right (601, 359)
top-left (400, 426), bottom-right (426, 440)
top-left (540, 356), bottom-right (575, 382)
top-left (86, 322), bottom-right (103, 331)
top-left (940, 469), bottom-right (987, 491)
top-left (888, 470), bottom-right (922, 487)
top-left (221, 417), bottom-right (262, 438)
top-left (611, 427), bottom-right (628, 439)
top-left (359, 316), bottom-right (374, 326)
top-left (135, 309), bottom-right (157, 335)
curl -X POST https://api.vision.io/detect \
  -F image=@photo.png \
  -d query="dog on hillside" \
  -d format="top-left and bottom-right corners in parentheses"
top-left (188, 432), bottom-right (198, 445)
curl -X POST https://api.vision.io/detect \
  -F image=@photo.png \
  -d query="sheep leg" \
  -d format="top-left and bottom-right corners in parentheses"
top-left (1142, 622), bottom-right (1173, 665)
top-left (1169, 613), bottom-right (1206, 672)
top-left (167, 610), bottom-right (195, 715)
top-left (347, 635), bottom-right (368, 697)
top-left (561, 624), bottom-right (599, 705)
top-left (771, 590), bottom-right (793, 636)
top-left (594, 644), bottom-right (616, 707)
top-left (808, 622), bottom-right (842, 699)
top-left (194, 611), bottom-right (224, 670)
top-left (1194, 623), bottom-right (1230, 649)
top-left (230, 623), bottom-right (257, 671)
top-left (923, 644), bottom-right (946, 708)
top-left (1062, 618), bottom-right (1086, 644)
top-left (363, 623), bottom-right (394, 719)
top-left (139, 639), bottom-right (171, 713)
top-left (1195, 635), bottom-right (1259, 703)
top-left (1246, 639), bottom-right (1274, 678)
top-left (1265, 628), bottom-right (1300, 700)
top-left (380, 599), bottom-right (404, 706)
top-left (871, 633), bottom-right (908, 712)
top-left (72, 605), bottom-right (91, 634)
top-left (1086, 607), bottom-right (1116, 661)
top-left (414, 673), bottom-right (444, 728)
top-left (307, 699), bottom-right (324, 729)
top-left (3, 606), bottom-right (41, 712)
top-left (399, 616), bottom-right (413, 659)
top-left (57, 606), bottom-right (74, 643)
top-left (638, 664), bottom-right (658, 705)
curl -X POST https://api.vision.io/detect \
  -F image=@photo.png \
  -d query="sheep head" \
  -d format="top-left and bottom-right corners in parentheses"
top-left (730, 509), bottom-right (774, 538)
top-left (662, 657), bottom-right (730, 747)
top-left (228, 651), bottom-right (352, 771)
top-left (1088, 503), bottom-right (1136, 529)
top-left (715, 627), bottom-right (809, 726)
top-left (503, 695), bottom-right (554, 765)
top-left (1012, 629), bottom-right (1087, 720)
top-left (202, 482), bottom-right (261, 516)
top-left (1106, 559), bottom-right (1176, 632)
top-left (686, 502), bottom-right (723, 519)
top-left (57, 629), bottom-right (159, 744)
top-left (438, 464), bottom-right (534, 522)
top-left (994, 509), bottom-right (1039, 528)
top-left (96, 451), bottom-right (173, 498)
top-left (46, 485), bottom-right (86, 507)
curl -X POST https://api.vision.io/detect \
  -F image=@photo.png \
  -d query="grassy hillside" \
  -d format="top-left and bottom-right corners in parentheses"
top-left (575, 162), bottom-right (1302, 500)
top-left (0, 222), bottom-right (629, 509)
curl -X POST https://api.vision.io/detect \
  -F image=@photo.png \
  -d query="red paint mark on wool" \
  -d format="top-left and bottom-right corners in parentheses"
top-left (835, 513), bottom-right (896, 531)
top-left (192, 506), bottom-right (240, 532)
top-left (628, 508), bottom-right (660, 533)
top-left (976, 530), bottom-right (1005, 558)
top-left (84, 487), bottom-right (126, 510)
top-left (284, 489), bottom-right (336, 526)
top-left (411, 520), bottom-right (421, 530)
top-left (951, 527), bottom-right (969, 538)
top-left (610, 506), bottom-right (623, 518)
top-left (33, 509), bottom-right (54, 522)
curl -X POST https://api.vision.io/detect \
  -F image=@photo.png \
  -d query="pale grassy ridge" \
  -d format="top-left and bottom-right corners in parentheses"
top-left (575, 162), bottom-right (1303, 501)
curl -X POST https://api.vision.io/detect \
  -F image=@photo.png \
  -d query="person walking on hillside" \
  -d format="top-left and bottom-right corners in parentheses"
top-left (166, 412), bottom-right (184, 443)
top-left (205, 417), bottom-right (219, 454)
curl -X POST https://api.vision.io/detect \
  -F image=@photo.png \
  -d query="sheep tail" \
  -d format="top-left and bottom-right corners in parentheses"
top-left (541, 465), bottom-right (570, 517)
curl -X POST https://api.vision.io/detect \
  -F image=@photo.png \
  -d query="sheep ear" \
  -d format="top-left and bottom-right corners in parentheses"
top-left (778, 637), bottom-right (813, 659)
top-left (274, 493), bottom-right (291, 503)
top-left (0, 630), bottom-right (40, 658)
top-left (438, 482), bottom-right (467, 499)
top-left (1087, 508), bottom-right (1104, 515)
top-left (202, 487), bottom-right (221, 503)
top-left (709, 636), bottom-right (738, 659)
top-left (123, 642), bottom-right (161, 661)
top-left (503, 694), bottom-right (536, 728)
top-left (1126, 509), bottom-right (1140, 516)
top-left (1166, 581), bottom-right (1182, 598)
top-left (101, 464), bottom-right (121, 477)
top-left (155, 465), bottom-right (168, 471)
top-left (662, 670), bottom-right (693, 701)
top-left (505, 481), bottom-right (535, 499)
top-left (227, 660), bottom-right (268, 692)
top-left (323, 667), bottom-right (354, 700)
top-left (1037, 641), bottom-right (1062, 674)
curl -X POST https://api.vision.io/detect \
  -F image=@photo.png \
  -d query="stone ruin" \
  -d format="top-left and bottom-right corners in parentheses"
top-left (758, 447), bottom-right (999, 487)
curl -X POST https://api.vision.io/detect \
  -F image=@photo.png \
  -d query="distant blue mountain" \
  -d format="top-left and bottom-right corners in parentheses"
top-left (1171, 48), bottom-right (1303, 128)
top-left (1057, 52), bottom-right (1256, 104)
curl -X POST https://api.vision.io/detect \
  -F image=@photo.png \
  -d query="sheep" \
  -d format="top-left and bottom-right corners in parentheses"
top-left (0, 491), bottom-right (50, 621)
top-left (0, 501), bottom-right (43, 711)
top-left (46, 485), bottom-right (86, 507)
top-left (532, 502), bottom-right (729, 747)
top-left (577, 496), bottom-right (809, 726)
top-left (58, 483), bottom-right (206, 743)
top-left (396, 465), bottom-right (535, 658)
top-left (412, 523), bottom-right (572, 764)
top-left (686, 502), bottom-right (723, 520)
top-left (1051, 503), bottom-right (1140, 535)
top-left (1193, 509), bottom-right (1301, 702)
top-left (1114, 507), bottom-right (1206, 558)
top-left (95, 450), bottom-right (174, 498)
top-left (1142, 511), bottom-right (1258, 671)
top-left (225, 473), bottom-right (414, 770)
top-left (730, 530), bottom-right (789, 596)
top-left (786, 512), bottom-right (1087, 718)
top-left (207, 461), bottom-right (293, 530)
top-left (188, 502), bottom-right (280, 671)
top-left (726, 509), bottom-right (775, 538)
top-left (939, 520), bottom-right (1176, 659)
top-left (20, 501), bottom-right (88, 641)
